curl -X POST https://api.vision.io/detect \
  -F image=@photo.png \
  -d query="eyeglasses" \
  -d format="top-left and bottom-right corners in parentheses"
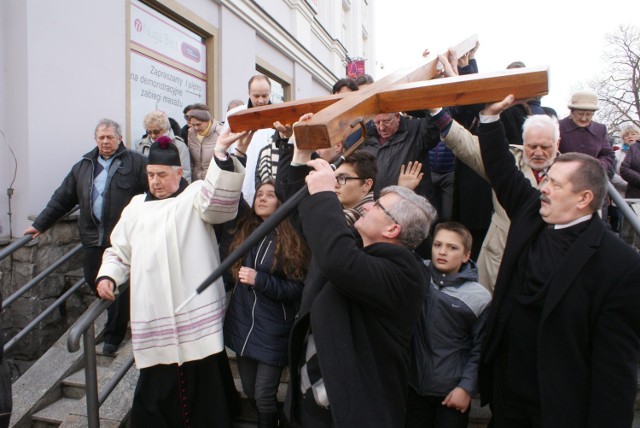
top-left (374, 117), bottom-right (396, 127)
top-left (573, 111), bottom-right (594, 119)
top-left (374, 199), bottom-right (399, 224)
top-left (335, 174), bottom-right (362, 185)
top-left (146, 129), bottom-right (165, 136)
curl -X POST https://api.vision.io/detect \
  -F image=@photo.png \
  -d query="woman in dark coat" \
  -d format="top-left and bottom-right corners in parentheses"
top-left (223, 180), bottom-right (309, 428)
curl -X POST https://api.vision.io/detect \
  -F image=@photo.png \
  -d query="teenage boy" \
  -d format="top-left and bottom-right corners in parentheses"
top-left (406, 222), bottom-right (492, 427)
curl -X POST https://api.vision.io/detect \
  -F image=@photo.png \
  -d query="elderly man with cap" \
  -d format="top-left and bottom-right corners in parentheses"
top-left (185, 105), bottom-right (224, 181)
top-left (559, 90), bottom-right (614, 175)
top-left (95, 129), bottom-right (248, 426)
top-left (136, 110), bottom-right (192, 183)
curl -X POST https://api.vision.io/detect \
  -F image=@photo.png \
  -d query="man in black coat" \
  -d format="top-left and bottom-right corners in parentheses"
top-left (25, 119), bottom-right (147, 354)
top-left (285, 158), bottom-right (437, 427)
top-left (476, 96), bottom-right (640, 427)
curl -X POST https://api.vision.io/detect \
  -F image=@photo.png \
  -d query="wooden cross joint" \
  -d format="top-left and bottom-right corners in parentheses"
top-left (228, 35), bottom-right (549, 149)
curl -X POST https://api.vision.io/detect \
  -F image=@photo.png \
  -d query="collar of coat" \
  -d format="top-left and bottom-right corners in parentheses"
top-left (144, 177), bottom-right (189, 202)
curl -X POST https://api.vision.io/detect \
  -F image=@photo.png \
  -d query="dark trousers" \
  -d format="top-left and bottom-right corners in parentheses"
top-left (83, 246), bottom-right (130, 346)
top-left (293, 390), bottom-right (333, 428)
top-left (131, 351), bottom-right (240, 428)
top-left (430, 170), bottom-right (455, 222)
top-left (405, 387), bottom-right (469, 428)
top-left (488, 358), bottom-right (541, 428)
top-left (0, 360), bottom-right (11, 428)
top-left (236, 356), bottom-right (283, 414)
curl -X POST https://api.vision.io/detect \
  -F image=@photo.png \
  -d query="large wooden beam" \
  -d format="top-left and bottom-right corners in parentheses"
top-left (293, 68), bottom-right (548, 149)
top-left (376, 66), bottom-right (549, 113)
top-left (292, 34), bottom-right (480, 149)
top-left (226, 93), bottom-right (344, 132)
top-left (227, 35), bottom-right (478, 135)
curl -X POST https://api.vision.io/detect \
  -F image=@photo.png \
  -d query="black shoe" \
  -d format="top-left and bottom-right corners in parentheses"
top-left (103, 343), bottom-right (118, 355)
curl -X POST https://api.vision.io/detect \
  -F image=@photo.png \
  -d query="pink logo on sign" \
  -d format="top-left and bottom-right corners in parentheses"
top-left (181, 42), bottom-right (201, 63)
top-left (134, 19), bottom-right (143, 32)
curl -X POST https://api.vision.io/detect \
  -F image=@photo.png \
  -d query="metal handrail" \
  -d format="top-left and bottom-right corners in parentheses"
top-left (608, 182), bottom-right (640, 235)
top-left (3, 278), bottom-right (86, 354)
top-left (99, 354), bottom-right (135, 405)
top-left (68, 283), bottom-right (131, 428)
top-left (0, 234), bottom-right (32, 262)
top-left (68, 297), bottom-right (114, 353)
top-left (0, 205), bottom-right (79, 262)
top-left (2, 243), bottom-right (83, 309)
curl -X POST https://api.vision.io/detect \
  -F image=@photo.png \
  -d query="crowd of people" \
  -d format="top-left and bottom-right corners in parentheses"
top-left (4, 43), bottom-right (640, 428)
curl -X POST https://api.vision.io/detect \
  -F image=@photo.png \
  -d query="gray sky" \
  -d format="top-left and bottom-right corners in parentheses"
top-left (374, 0), bottom-right (637, 119)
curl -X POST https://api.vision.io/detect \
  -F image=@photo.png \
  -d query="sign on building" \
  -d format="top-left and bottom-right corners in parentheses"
top-left (346, 58), bottom-right (366, 78)
top-left (130, 0), bottom-right (207, 141)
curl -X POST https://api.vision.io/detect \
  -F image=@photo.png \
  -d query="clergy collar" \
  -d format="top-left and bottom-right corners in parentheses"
top-left (549, 213), bottom-right (593, 230)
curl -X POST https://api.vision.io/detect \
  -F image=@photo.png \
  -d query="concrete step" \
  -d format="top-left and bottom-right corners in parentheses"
top-left (61, 366), bottom-right (109, 400)
top-left (10, 311), bottom-right (110, 427)
top-left (32, 397), bottom-right (80, 427)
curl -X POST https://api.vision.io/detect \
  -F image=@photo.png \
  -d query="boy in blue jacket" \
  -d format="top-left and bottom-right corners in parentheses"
top-left (406, 222), bottom-right (492, 427)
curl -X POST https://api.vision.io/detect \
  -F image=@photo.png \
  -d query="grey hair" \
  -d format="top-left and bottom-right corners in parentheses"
top-left (620, 124), bottom-right (640, 139)
top-left (380, 186), bottom-right (438, 249)
top-left (143, 110), bottom-right (170, 131)
top-left (94, 119), bottom-right (122, 139)
top-left (522, 114), bottom-right (560, 144)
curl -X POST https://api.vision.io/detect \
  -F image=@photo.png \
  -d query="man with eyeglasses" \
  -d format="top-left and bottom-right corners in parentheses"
top-left (361, 111), bottom-right (440, 200)
top-left (136, 110), bottom-right (192, 182)
top-left (558, 90), bottom-right (614, 176)
top-left (427, 107), bottom-right (560, 291)
top-left (332, 150), bottom-right (377, 227)
top-left (285, 157), bottom-right (438, 427)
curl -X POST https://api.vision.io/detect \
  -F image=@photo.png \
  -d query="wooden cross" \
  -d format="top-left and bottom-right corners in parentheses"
top-left (227, 35), bottom-right (549, 149)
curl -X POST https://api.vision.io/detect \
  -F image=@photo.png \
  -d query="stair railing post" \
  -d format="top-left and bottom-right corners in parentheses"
top-left (83, 323), bottom-right (100, 427)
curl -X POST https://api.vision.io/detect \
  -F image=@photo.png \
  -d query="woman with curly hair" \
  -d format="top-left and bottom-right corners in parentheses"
top-left (223, 180), bottom-right (309, 428)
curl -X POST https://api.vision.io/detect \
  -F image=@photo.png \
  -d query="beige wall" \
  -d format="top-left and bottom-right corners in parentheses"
top-left (0, 0), bottom-right (374, 238)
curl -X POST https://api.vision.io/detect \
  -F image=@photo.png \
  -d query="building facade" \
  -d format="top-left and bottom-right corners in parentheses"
top-left (0, 0), bottom-right (375, 239)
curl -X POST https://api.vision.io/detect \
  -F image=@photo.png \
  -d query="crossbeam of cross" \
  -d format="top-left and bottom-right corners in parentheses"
top-left (227, 35), bottom-right (549, 149)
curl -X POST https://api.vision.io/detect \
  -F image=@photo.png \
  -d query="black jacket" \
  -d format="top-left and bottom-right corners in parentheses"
top-left (478, 120), bottom-right (640, 427)
top-left (362, 114), bottom-right (440, 199)
top-left (286, 192), bottom-right (425, 427)
top-left (33, 143), bottom-right (147, 247)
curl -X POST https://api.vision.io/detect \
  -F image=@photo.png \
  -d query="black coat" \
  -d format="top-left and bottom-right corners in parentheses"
top-left (362, 115), bottom-right (440, 199)
top-left (285, 192), bottom-right (425, 427)
top-left (33, 144), bottom-right (148, 247)
top-left (477, 121), bottom-right (640, 427)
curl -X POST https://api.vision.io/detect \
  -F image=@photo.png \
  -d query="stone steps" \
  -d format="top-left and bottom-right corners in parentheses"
top-left (29, 347), bottom-right (118, 427)
top-left (32, 398), bottom-right (79, 427)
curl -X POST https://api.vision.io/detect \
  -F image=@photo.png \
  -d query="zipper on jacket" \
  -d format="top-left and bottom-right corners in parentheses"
top-left (239, 236), bottom-right (269, 355)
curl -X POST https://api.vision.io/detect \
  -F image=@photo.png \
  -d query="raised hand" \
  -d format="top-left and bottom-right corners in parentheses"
top-left (398, 161), bottom-right (424, 190)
